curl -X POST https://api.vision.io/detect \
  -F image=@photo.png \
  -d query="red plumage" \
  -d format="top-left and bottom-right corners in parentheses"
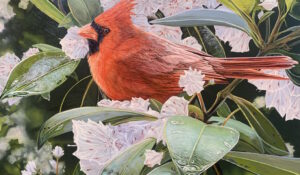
top-left (79, 0), bottom-right (297, 102)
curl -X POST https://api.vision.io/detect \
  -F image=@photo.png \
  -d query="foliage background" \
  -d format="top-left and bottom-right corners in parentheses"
top-left (0, 0), bottom-right (300, 174)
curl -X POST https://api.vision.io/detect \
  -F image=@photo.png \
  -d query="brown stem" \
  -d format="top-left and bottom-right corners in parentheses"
top-left (222, 109), bottom-right (240, 126)
top-left (197, 93), bottom-right (207, 113)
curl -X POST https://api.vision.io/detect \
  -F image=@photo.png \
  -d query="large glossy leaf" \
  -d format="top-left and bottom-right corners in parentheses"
top-left (147, 162), bottom-right (178, 175)
top-left (210, 117), bottom-right (264, 153)
top-left (102, 138), bottom-right (156, 175)
top-left (37, 107), bottom-right (157, 148)
top-left (165, 116), bottom-right (239, 174)
top-left (0, 52), bottom-right (79, 99)
top-left (224, 151), bottom-right (300, 175)
top-left (182, 26), bottom-right (226, 57)
top-left (31, 0), bottom-right (65, 23)
top-left (150, 9), bottom-right (251, 34)
top-left (230, 96), bottom-right (288, 155)
top-left (68, 0), bottom-right (102, 26)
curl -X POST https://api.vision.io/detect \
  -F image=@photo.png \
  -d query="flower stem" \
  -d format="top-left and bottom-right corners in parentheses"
top-left (56, 158), bottom-right (59, 175)
top-left (222, 108), bottom-right (240, 126)
top-left (205, 79), bottom-right (243, 122)
top-left (197, 93), bottom-right (207, 113)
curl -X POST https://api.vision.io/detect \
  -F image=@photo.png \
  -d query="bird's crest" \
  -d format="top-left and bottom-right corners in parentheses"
top-left (95, 0), bottom-right (136, 25)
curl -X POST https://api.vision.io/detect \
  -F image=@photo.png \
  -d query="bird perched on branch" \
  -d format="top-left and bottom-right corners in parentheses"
top-left (78, 0), bottom-right (296, 102)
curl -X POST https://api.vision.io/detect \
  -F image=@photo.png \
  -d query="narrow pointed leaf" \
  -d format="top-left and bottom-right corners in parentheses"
top-left (102, 138), bottom-right (156, 175)
top-left (165, 116), bottom-right (239, 174)
top-left (224, 151), bottom-right (300, 175)
top-left (33, 44), bottom-right (61, 52)
top-left (31, 0), bottom-right (65, 23)
top-left (150, 9), bottom-right (251, 34)
top-left (217, 102), bottom-right (232, 118)
top-left (68, 0), bottom-right (102, 26)
top-left (230, 95), bottom-right (288, 154)
top-left (38, 107), bottom-right (157, 148)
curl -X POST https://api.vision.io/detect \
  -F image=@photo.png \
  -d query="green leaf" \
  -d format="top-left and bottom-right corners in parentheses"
top-left (31, 0), bottom-right (65, 23)
top-left (230, 95), bottom-right (288, 155)
top-left (73, 163), bottom-right (85, 175)
top-left (37, 107), bottom-right (157, 148)
top-left (165, 116), bottom-right (239, 174)
top-left (209, 117), bottom-right (264, 153)
top-left (150, 9), bottom-right (251, 34)
top-left (68, 0), bottom-right (102, 26)
top-left (224, 151), bottom-right (300, 175)
top-left (219, 0), bottom-right (258, 14)
top-left (102, 138), bottom-right (156, 175)
top-left (58, 13), bottom-right (79, 28)
top-left (217, 102), bottom-right (232, 118)
top-left (33, 44), bottom-right (61, 52)
top-left (149, 99), bottom-right (163, 112)
top-left (182, 26), bottom-right (226, 57)
top-left (290, 1), bottom-right (300, 20)
top-left (147, 162), bottom-right (178, 175)
top-left (41, 92), bottom-right (51, 101)
top-left (0, 52), bottom-right (79, 99)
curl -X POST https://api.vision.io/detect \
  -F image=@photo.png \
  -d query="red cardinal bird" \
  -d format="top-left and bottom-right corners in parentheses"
top-left (78, 0), bottom-right (296, 102)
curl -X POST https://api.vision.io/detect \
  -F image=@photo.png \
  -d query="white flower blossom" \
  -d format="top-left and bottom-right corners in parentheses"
top-left (21, 161), bottom-right (37, 175)
top-left (22, 48), bottom-right (39, 59)
top-left (285, 143), bottom-right (295, 157)
top-left (161, 96), bottom-right (189, 117)
top-left (260, 0), bottom-right (278, 10)
top-left (249, 70), bottom-right (300, 120)
top-left (60, 27), bottom-right (89, 60)
top-left (253, 96), bottom-right (266, 109)
top-left (180, 36), bottom-right (202, 51)
top-left (19, 0), bottom-right (31, 9)
top-left (6, 126), bottom-right (31, 145)
top-left (52, 146), bottom-right (64, 159)
top-left (0, 0), bottom-right (15, 33)
top-left (179, 67), bottom-right (205, 96)
top-left (144, 150), bottom-right (163, 168)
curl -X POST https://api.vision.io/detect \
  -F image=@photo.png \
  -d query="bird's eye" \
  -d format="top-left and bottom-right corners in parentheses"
top-left (103, 28), bottom-right (110, 35)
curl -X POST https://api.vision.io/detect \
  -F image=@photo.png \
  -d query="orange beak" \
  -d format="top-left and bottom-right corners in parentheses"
top-left (78, 24), bottom-right (98, 41)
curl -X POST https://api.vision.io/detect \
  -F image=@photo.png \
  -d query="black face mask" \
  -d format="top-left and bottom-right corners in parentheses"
top-left (88, 20), bottom-right (111, 55)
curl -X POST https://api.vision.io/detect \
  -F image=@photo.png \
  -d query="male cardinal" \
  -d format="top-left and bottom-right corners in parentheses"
top-left (78, 0), bottom-right (296, 102)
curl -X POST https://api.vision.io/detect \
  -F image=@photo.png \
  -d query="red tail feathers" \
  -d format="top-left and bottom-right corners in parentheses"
top-left (211, 56), bottom-right (297, 81)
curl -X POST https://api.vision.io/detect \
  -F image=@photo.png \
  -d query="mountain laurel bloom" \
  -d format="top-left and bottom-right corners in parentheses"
top-left (144, 150), bottom-right (163, 168)
top-left (60, 27), bottom-right (89, 60)
top-left (179, 67), bottom-right (205, 96)
top-left (21, 161), bottom-right (37, 175)
top-left (260, 0), bottom-right (278, 10)
top-left (52, 146), bottom-right (64, 159)
top-left (160, 96), bottom-right (189, 117)
top-left (0, 0), bottom-right (15, 33)
top-left (0, 53), bottom-right (20, 94)
top-left (22, 48), bottom-right (39, 59)
top-left (249, 70), bottom-right (300, 120)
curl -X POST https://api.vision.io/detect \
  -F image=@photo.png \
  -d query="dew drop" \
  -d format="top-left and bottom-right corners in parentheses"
top-left (224, 141), bottom-right (232, 148)
top-left (171, 120), bottom-right (184, 125)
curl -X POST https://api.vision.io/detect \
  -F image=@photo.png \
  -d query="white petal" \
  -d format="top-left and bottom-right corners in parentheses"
top-left (52, 146), bottom-right (64, 159)
top-left (260, 0), bottom-right (278, 10)
top-left (144, 150), bottom-right (163, 168)
top-left (60, 27), bottom-right (89, 60)
top-left (179, 67), bottom-right (205, 96)
top-left (161, 96), bottom-right (189, 117)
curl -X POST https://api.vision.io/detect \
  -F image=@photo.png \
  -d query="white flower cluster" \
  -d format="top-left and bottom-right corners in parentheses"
top-left (60, 27), bottom-right (89, 60)
top-left (249, 70), bottom-right (300, 120)
top-left (179, 67), bottom-right (205, 96)
top-left (73, 96), bottom-right (189, 175)
top-left (0, 48), bottom-right (39, 105)
top-left (260, 0), bottom-right (278, 10)
top-left (0, 0), bottom-right (15, 33)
